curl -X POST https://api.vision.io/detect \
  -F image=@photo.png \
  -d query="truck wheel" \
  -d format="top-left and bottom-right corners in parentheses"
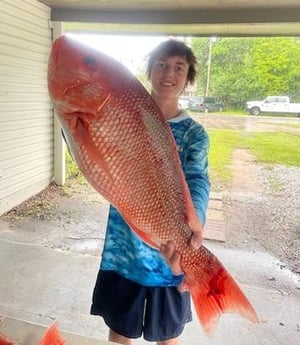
top-left (250, 107), bottom-right (260, 115)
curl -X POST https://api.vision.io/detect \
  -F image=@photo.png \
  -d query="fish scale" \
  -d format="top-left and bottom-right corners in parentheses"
top-left (48, 35), bottom-right (259, 335)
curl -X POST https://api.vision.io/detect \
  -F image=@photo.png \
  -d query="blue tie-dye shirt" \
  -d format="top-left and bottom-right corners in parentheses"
top-left (100, 111), bottom-right (210, 287)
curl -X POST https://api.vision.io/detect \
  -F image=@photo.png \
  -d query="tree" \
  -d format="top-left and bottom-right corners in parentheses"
top-left (251, 38), bottom-right (300, 100)
top-left (191, 37), bottom-right (300, 109)
top-left (210, 38), bottom-right (258, 108)
top-left (191, 37), bottom-right (209, 95)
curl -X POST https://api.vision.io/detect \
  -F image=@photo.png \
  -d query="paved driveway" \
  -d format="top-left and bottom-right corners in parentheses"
top-left (191, 113), bottom-right (300, 134)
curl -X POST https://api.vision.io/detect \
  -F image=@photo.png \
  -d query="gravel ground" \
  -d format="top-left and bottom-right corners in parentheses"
top-left (224, 150), bottom-right (300, 275)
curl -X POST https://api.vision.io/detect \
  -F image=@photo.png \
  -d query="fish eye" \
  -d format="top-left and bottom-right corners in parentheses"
top-left (83, 56), bottom-right (96, 66)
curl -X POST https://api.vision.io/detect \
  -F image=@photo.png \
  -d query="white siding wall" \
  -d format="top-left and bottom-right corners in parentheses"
top-left (0, 0), bottom-right (53, 215)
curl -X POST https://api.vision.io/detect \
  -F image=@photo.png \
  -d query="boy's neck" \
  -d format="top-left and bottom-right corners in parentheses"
top-left (152, 95), bottom-right (182, 121)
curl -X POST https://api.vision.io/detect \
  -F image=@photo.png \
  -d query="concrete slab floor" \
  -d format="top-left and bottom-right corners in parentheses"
top-left (0, 316), bottom-right (119, 345)
top-left (0, 234), bottom-right (299, 345)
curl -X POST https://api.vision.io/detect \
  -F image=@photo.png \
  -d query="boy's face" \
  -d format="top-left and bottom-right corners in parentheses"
top-left (150, 55), bottom-right (189, 101)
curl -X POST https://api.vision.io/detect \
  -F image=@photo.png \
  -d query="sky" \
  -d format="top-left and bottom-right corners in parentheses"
top-left (67, 33), bottom-right (171, 74)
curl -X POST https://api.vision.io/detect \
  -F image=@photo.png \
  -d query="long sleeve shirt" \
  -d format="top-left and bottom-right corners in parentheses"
top-left (100, 111), bottom-right (210, 287)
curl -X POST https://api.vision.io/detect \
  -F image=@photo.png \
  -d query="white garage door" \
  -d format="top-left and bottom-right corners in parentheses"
top-left (0, 0), bottom-right (54, 215)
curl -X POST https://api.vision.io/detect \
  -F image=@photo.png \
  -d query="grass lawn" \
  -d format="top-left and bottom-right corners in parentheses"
top-left (208, 129), bottom-right (300, 188)
top-left (65, 127), bottom-right (300, 192)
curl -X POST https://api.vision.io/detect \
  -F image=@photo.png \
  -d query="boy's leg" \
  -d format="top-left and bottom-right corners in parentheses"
top-left (144, 287), bottom-right (192, 342)
top-left (109, 329), bottom-right (180, 345)
top-left (109, 329), bottom-right (133, 345)
top-left (157, 337), bottom-right (179, 345)
top-left (91, 271), bottom-right (146, 340)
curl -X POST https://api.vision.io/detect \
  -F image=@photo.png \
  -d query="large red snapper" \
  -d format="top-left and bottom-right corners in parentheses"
top-left (48, 36), bottom-right (258, 334)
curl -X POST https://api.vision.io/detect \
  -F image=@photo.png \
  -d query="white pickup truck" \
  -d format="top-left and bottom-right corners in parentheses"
top-left (246, 96), bottom-right (300, 116)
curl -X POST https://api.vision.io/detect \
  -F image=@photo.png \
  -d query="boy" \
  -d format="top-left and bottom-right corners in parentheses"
top-left (91, 39), bottom-right (210, 345)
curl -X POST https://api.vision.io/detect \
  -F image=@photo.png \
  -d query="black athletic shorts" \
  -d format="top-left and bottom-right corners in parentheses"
top-left (90, 270), bottom-right (192, 341)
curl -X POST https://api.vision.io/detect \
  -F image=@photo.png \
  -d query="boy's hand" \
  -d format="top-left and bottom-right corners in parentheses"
top-left (160, 241), bottom-right (182, 275)
top-left (189, 231), bottom-right (202, 249)
top-left (160, 231), bottom-right (202, 292)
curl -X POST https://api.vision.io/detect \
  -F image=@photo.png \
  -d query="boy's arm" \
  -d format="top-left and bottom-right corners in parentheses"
top-left (184, 124), bottom-right (211, 226)
top-left (161, 123), bottom-right (210, 285)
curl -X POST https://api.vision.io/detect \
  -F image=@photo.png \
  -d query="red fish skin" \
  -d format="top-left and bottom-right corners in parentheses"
top-left (48, 36), bottom-right (259, 334)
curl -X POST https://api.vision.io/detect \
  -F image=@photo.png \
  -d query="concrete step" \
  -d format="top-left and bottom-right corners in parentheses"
top-left (204, 193), bottom-right (226, 242)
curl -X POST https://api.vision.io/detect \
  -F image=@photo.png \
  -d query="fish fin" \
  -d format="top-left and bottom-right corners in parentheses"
top-left (39, 322), bottom-right (65, 345)
top-left (131, 226), bottom-right (160, 249)
top-left (180, 169), bottom-right (203, 235)
top-left (188, 254), bottom-right (259, 335)
top-left (71, 115), bottom-right (113, 181)
top-left (185, 194), bottom-right (203, 235)
top-left (114, 206), bottom-right (160, 249)
top-left (0, 334), bottom-right (16, 345)
top-left (172, 141), bottom-right (203, 236)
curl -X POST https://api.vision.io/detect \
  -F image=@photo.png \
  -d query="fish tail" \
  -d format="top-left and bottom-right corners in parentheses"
top-left (187, 256), bottom-right (259, 335)
top-left (39, 322), bottom-right (65, 345)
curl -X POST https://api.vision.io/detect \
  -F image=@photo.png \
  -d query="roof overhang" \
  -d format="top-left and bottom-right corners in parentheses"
top-left (38, 1), bottom-right (300, 36)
